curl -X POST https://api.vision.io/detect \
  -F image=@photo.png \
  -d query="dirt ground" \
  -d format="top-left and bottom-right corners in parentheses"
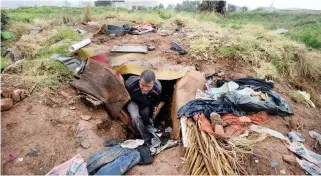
top-left (1, 25), bottom-right (321, 175)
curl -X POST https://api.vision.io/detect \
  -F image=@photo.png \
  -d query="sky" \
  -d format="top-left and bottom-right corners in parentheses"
top-left (226, 0), bottom-right (321, 10)
top-left (2, 0), bottom-right (321, 10)
top-left (161, 0), bottom-right (321, 10)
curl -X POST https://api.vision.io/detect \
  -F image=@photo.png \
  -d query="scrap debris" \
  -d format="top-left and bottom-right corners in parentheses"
top-left (110, 45), bottom-right (148, 54)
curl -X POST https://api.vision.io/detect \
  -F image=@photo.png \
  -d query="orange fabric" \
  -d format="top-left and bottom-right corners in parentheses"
top-left (248, 112), bottom-right (269, 125)
top-left (194, 113), bottom-right (216, 136)
top-left (222, 112), bottom-right (269, 126)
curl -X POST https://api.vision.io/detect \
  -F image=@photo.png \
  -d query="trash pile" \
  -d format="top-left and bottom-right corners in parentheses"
top-left (170, 70), bottom-right (320, 175)
top-left (5, 19), bottom-right (319, 175)
top-left (43, 24), bottom-right (192, 175)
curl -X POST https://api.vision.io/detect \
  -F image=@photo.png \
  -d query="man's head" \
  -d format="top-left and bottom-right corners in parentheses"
top-left (139, 70), bottom-right (155, 94)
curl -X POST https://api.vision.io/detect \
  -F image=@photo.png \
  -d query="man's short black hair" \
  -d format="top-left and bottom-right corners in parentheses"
top-left (141, 70), bottom-right (155, 83)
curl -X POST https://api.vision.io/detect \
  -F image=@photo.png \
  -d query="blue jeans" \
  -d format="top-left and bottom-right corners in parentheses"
top-left (87, 145), bottom-right (141, 175)
top-left (127, 101), bottom-right (152, 142)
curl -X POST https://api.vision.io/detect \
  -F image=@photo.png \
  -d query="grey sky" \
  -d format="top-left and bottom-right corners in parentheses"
top-left (227, 0), bottom-right (321, 10)
top-left (2, 0), bottom-right (321, 10)
top-left (161, 0), bottom-right (321, 10)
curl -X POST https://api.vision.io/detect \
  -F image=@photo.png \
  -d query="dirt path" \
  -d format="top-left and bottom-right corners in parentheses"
top-left (1, 29), bottom-right (321, 175)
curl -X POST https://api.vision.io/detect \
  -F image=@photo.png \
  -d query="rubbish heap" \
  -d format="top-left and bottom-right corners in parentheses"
top-left (36, 21), bottom-right (319, 175)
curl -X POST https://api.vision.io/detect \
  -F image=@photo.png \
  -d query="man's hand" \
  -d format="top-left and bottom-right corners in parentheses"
top-left (152, 102), bottom-right (165, 119)
top-left (152, 106), bottom-right (159, 119)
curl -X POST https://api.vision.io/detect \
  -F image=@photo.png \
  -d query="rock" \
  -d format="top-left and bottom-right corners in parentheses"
top-left (1, 98), bottom-right (13, 111)
top-left (148, 46), bottom-right (155, 51)
top-left (60, 91), bottom-right (70, 98)
top-left (280, 169), bottom-right (286, 174)
top-left (70, 106), bottom-right (76, 110)
top-left (12, 89), bottom-right (21, 102)
top-left (1, 87), bottom-right (13, 98)
top-left (17, 158), bottom-right (24, 162)
top-left (81, 140), bottom-right (91, 149)
top-left (80, 115), bottom-right (92, 121)
top-left (282, 154), bottom-right (296, 165)
top-left (273, 28), bottom-right (289, 34)
top-left (218, 71), bottom-right (225, 77)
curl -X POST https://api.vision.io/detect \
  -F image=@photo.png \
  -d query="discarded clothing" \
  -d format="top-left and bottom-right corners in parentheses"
top-left (216, 77), bottom-right (274, 92)
top-left (150, 140), bottom-right (179, 156)
top-left (71, 59), bottom-right (130, 118)
top-left (296, 158), bottom-right (321, 175)
top-left (203, 81), bottom-right (239, 100)
top-left (47, 154), bottom-right (88, 175)
top-left (288, 141), bottom-right (321, 165)
top-left (89, 55), bottom-right (109, 65)
top-left (103, 138), bottom-right (124, 147)
top-left (250, 124), bottom-right (289, 143)
top-left (94, 150), bottom-right (140, 175)
top-left (136, 146), bottom-right (153, 165)
top-left (170, 42), bottom-right (188, 55)
top-left (177, 99), bottom-right (233, 118)
top-left (131, 23), bottom-right (155, 35)
top-left (50, 54), bottom-right (85, 73)
top-left (120, 139), bottom-right (144, 149)
top-left (102, 139), bottom-right (152, 165)
top-left (87, 145), bottom-right (140, 175)
top-left (194, 113), bottom-right (215, 136)
top-left (224, 90), bottom-right (293, 117)
top-left (288, 131), bottom-right (305, 142)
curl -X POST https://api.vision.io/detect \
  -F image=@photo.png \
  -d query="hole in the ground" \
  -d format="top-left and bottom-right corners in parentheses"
top-left (122, 74), bottom-right (176, 139)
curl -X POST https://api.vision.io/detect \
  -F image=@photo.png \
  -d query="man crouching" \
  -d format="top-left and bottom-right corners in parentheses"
top-left (125, 70), bottom-right (162, 145)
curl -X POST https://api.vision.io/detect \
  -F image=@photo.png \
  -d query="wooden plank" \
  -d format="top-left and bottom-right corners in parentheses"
top-left (110, 45), bottom-right (148, 54)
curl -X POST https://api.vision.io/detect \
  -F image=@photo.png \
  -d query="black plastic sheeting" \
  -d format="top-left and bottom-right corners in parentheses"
top-left (177, 78), bottom-right (293, 118)
top-left (170, 42), bottom-right (188, 55)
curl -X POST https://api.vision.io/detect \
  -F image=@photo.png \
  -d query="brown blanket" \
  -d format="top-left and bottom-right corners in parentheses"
top-left (71, 59), bottom-right (130, 118)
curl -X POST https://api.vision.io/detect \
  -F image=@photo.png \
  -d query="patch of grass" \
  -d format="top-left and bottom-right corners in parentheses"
top-left (36, 43), bottom-right (71, 58)
top-left (51, 26), bottom-right (80, 43)
top-left (220, 44), bottom-right (250, 55)
top-left (8, 21), bottom-right (31, 39)
top-left (288, 23), bottom-right (321, 49)
top-left (158, 10), bottom-right (172, 20)
top-left (1, 57), bottom-right (13, 70)
top-left (224, 11), bottom-right (321, 50)
top-left (230, 24), bottom-right (242, 30)
top-left (22, 59), bottom-right (73, 89)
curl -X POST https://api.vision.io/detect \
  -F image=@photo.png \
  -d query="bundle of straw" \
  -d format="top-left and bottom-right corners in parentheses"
top-left (184, 119), bottom-right (267, 175)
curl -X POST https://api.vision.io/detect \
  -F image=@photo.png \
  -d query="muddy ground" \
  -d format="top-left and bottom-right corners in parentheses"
top-left (1, 25), bottom-right (321, 175)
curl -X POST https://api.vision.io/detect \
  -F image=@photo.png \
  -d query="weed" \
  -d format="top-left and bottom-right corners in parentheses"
top-left (84, 4), bottom-right (92, 22)
top-left (158, 10), bottom-right (172, 20)
top-left (220, 44), bottom-right (250, 55)
top-left (8, 21), bottom-right (31, 39)
top-left (1, 57), bottom-right (13, 70)
top-left (51, 26), bottom-right (80, 43)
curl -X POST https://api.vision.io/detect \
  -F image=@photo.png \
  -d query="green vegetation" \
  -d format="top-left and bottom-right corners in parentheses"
top-left (222, 11), bottom-right (321, 50)
top-left (51, 26), bottom-right (80, 43)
